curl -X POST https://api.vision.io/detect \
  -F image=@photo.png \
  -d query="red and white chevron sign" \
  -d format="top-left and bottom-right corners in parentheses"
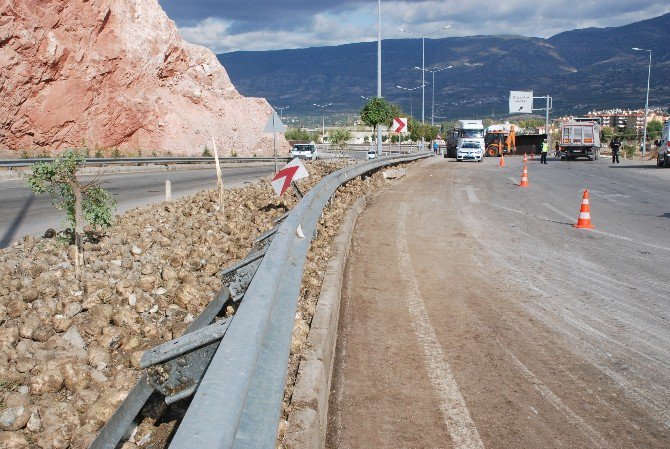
top-left (271, 157), bottom-right (309, 196)
top-left (393, 117), bottom-right (408, 133)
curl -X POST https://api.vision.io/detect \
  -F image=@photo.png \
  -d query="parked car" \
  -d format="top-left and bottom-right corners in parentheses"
top-left (657, 121), bottom-right (670, 168)
top-left (366, 148), bottom-right (377, 159)
top-left (291, 143), bottom-right (318, 160)
top-left (456, 141), bottom-right (483, 162)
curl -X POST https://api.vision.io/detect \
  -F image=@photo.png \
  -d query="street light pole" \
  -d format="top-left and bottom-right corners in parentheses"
top-left (276, 106), bottom-right (289, 119)
top-left (415, 66), bottom-right (452, 126)
top-left (377, 0), bottom-right (382, 156)
top-left (397, 84), bottom-right (425, 119)
top-left (313, 103), bottom-right (332, 148)
top-left (398, 25), bottom-right (450, 152)
top-left (633, 47), bottom-right (652, 158)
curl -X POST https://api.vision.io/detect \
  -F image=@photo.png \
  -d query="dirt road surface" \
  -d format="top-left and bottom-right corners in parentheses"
top-left (327, 156), bottom-right (670, 448)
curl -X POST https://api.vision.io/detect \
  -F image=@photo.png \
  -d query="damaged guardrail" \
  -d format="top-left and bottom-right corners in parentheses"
top-left (90, 152), bottom-right (430, 449)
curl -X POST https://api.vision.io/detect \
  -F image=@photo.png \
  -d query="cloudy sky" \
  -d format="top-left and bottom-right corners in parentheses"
top-left (157, 0), bottom-right (670, 54)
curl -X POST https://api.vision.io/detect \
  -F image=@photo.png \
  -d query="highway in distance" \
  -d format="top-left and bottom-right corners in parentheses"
top-left (0, 165), bottom-right (275, 248)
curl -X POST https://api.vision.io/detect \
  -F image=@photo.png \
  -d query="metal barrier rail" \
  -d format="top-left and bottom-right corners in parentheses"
top-left (90, 152), bottom-right (430, 449)
top-left (0, 157), bottom-right (289, 168)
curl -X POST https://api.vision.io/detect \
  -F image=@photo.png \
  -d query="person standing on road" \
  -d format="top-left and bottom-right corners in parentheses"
top-left (433, 140), bottom-right (439, 155)
top-left (611, 137), bottom-right (621, 164)
top-left (541, 139), bottom-right (549, 164)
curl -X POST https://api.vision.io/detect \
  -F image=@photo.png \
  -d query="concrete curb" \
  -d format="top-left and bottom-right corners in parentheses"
top-left (283, 195), bottom-right (367, 449)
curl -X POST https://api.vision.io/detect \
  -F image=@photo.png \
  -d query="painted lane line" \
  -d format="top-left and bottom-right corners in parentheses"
top-left (543, 204), bottom-right (670, 253)
top-left (397, 204), bottom-right (485, 449)
top-left (543, 203), bottom-right (575, 222)
top-left (508, 176), bottom-right (518, 185)
top-left (460, 186), bottom-right (480, 204)
top-left (503, 343), bottom-right (608, 447)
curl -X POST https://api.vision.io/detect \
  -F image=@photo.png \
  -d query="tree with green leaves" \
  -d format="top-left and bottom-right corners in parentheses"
top-left (360, 97), bottom-right (395, 139)
top-left (27, 150), bottom-right (116, 277)
top-left (329, 128), bottom-right (352, 153)
top-left (647, 119), bottom-right (663, 140)
top-left (601, 126), bottom-right (615, 143)
top-left (285, 128), bottom-right (311, 141)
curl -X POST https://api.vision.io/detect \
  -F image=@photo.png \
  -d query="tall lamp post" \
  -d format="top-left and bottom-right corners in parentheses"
top-left (632, 47), bottom-right (652, 158)
top-left (275, 106), bottom-right (290, 119)
top-left (376, 0), bottom-right (382, 156)
top-left (414, 65), bottom-right (452, 126)
top-left (313, 103), bottom-right (332, 147)
top-left (396, 84), bottom-right (424, 118)
top-left (397, 25), bottom-right (451, 126)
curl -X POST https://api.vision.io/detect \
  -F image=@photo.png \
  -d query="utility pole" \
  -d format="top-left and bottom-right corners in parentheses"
top-left (377, 0), bottom-right (382, 156)
top-left (632, 47), bottom-right (652, 158)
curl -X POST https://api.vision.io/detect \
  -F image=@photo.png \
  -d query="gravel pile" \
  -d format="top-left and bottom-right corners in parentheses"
top-left (0, 159), bottom-right (399, 449)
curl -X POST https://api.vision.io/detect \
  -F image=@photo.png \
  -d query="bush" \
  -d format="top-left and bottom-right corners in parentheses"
top-left (230, 149), bottom-right (238, 157)
top-left (202, 147), bottom-right (213, 157)
top-left (623, 144), bottom-right (637, 159)
top-left (111, 148), bottom-right (121, 158)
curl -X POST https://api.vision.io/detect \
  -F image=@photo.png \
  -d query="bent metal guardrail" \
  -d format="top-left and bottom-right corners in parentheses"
top-left (90, 152), bottom-right (430, 449)
top-left (0, 156), bottom-right (289, 168)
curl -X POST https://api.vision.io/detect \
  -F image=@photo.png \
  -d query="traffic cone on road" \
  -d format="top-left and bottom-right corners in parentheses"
top-left (523, 153), bottom-right (527, 163)
top-left (573, 190), bottom-right (595, 229)
top-left (499, 154), bottom-right (505, 167)
top-left (519, 165), bottom-right (529, 187)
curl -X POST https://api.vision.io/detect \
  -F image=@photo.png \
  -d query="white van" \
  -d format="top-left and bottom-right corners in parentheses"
top-left (291, 143), bottom-right (318, 161)
top-left (657, 122), bottom-right (670, 168)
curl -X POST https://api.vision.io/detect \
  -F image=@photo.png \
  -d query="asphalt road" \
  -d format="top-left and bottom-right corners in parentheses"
top-left (0, 165), bottom-right (275, 248)
top-left (328, 156), bottom-right (670, 448)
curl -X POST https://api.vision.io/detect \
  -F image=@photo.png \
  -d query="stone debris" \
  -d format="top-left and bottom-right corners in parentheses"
top-left (0, 160), bottom-right (408, 447)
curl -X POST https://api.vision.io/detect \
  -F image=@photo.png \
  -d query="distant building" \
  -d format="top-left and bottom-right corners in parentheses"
top-left (585, 108), bottom-right (669, 130)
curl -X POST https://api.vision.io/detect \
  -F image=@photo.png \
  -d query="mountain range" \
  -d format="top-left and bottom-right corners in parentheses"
top-left (218, 13), bottom-right (670, 122)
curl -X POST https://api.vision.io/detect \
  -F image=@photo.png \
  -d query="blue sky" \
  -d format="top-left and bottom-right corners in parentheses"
top-left (157, 0), bottom-right (670, 53)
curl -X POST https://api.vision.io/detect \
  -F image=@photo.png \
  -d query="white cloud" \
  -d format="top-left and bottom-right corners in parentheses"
top-left (176, 1), bottom-right (670, 53)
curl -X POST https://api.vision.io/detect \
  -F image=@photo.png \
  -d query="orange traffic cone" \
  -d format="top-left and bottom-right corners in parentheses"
top-left (499, 154), bottom-right (505, 167)
top-left (519, 165), bottom-right (529, 187)
top-left (523, 153), bottom-right (527, 163)
top-left (573, 190), bottom-right (595, 229)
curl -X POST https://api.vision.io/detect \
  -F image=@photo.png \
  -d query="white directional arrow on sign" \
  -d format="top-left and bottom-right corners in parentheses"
top-left (392, 117), bottom-right (408, 133)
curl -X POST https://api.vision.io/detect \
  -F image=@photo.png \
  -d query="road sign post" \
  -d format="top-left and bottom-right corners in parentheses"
top-left (271, 158), bottom-right (309, 196)
top-left (509, 91), bottom-right (553, 152)
top-left (263, 110), bottom-right (287, 173)
top-left (393, 117), bottom-right (408, 154)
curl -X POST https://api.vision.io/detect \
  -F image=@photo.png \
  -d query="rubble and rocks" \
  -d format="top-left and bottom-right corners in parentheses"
top-left (0, 0), bottom-right (287, 155)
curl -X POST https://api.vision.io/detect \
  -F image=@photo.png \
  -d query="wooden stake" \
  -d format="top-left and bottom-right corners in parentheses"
top-left (211, 137), bottom-right (224, 214)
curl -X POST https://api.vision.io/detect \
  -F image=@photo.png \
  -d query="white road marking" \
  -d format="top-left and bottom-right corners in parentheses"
top-left (397, 204), bottom-right (485, 449)
top-left (543, 203), bottom-right (670, 253)
top-left (460, 186), bottom-right (480, 204)
top-left (543, 203), bottom-right (575, 222)
top-left (508, 176), bottom-right (518, 184)
top-left (504, 345), bottom-right (608, 448)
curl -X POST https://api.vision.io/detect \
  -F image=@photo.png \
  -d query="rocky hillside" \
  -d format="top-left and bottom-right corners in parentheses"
top-left (0, 0), bottom-right (286, 156)
top-left (218, 13), bottom-right (670, 118)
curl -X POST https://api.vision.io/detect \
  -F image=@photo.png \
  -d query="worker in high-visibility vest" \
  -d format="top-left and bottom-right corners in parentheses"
top-left (541, 139), bottom-right (549, 164)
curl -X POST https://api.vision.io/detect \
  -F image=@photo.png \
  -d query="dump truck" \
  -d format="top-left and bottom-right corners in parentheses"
top-left (558, 118), bottom-right (601, 160)
top-left (445, 120), bottom-right (485, 158)
top-left (484, 124), bottom-right (517, 157)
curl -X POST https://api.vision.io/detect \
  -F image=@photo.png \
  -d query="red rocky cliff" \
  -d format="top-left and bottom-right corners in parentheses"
top-left (0, 0), bottom-right (285, 155)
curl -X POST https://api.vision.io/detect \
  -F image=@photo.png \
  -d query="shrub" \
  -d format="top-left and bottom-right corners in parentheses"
top-left (202, 147), bottom-right (213, 157)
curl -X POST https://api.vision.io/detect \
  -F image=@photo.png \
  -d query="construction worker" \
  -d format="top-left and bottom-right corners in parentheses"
top-left (541, 139), bottom-right (549, 164)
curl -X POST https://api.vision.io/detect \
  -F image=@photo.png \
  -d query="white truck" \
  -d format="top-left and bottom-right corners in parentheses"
top-left (446, 120), bottom-right (485, 158)
top-left (558, 118), bottom-right (601, 160)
